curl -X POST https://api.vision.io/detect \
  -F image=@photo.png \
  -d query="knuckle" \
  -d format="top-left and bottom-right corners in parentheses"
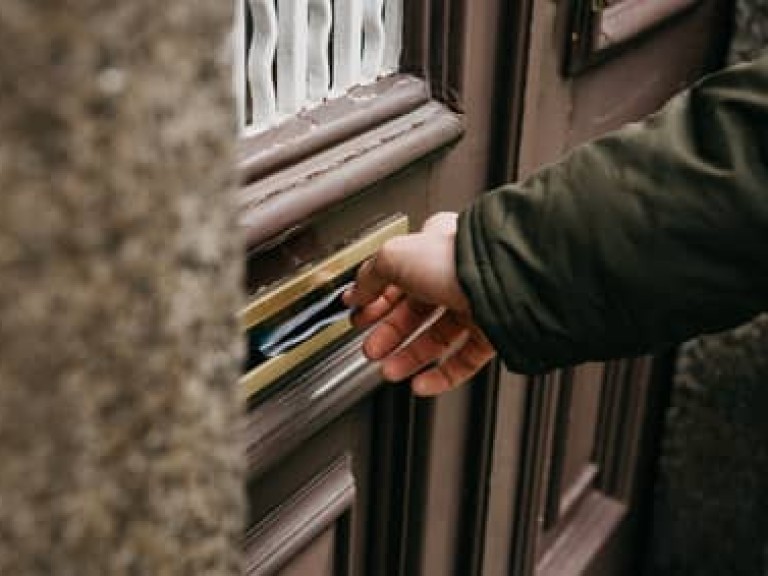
top-left (423, 212), bottom-right (458, 235)
top-left (376, 238), bottom-right (405, 278)
top-left (453, 352), bottom-right (478, 375)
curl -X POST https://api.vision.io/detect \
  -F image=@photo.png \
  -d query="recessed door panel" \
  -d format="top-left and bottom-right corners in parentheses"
top-left (275, 528), bottom-right (337, 576)
top-left (487, 1), bottom-right (732, 575)
top-left (245, 455), bottom-right (356, 576)
top-left (566, 0), bottom-right (701, 74)
top-left (560, 364), bottom-right (604, 509)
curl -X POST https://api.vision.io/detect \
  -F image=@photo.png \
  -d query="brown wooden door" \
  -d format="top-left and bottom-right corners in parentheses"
top-left (236, 1), bottom-right (733, 575)
top-left (475, 1), bottom-right (733, 576)
top-left (235, 1), bottom-right (502, 575)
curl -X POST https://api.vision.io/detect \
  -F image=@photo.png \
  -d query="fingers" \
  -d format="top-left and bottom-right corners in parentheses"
top-left (377, 311), bottom-right (467, 381)
top-left (361, 298), bottom-right (437, 360)
top-left (345, 224), bottom-right (468, 314)
top-left (410, 328), bottom-right (496, 396)
top-left (371, 310), bottom-right (496, 395)
top-left (345, 212), bottom-right (488, 397)
top-left (343, 254), bottom-right (390, 309)
top-left (422, 212), bottom-right (458, 236)
top-left (349, 285), bottom-right (403, 328)
top-left (344, 235), bottom-right (412, 309)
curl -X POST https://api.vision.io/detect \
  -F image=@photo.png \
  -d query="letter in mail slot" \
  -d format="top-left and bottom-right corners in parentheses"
top-left (244, 275), bottom-right (354, 373)
top-left (239, 214), bottom-right (409, 398)
top-left (257, 282), bottom-right (352, 358)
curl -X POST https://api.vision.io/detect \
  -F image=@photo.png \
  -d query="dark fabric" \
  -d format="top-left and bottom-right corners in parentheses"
top-left (729, 0), bottom-right (768, 65)
top-left (647, 9), bottom-right (768, 576)
top-left (456, 53), bottom-right (768, 375)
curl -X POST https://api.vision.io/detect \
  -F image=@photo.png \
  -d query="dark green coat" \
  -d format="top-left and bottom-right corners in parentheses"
top-left (456, 54), bottom-right (768, 375)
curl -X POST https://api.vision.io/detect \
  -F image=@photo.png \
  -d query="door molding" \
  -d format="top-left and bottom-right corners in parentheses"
top-left (244, 455), bottom-right (356, 575)
top-left (564, 0), bottom-right (701, 74)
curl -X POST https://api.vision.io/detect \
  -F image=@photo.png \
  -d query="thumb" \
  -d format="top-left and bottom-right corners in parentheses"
top-left (372, 233), bottom-right (468, 311)
top-left (344, 234), bottom-right (416, 308)
top-left (422, 212), bottom-right (458, 236)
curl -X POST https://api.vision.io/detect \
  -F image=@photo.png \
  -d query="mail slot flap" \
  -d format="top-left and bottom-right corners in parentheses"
top-left (240, 215), bottom-right (409, 398)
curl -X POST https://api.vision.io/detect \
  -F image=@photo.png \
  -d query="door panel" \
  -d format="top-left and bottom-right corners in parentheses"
top-left (519, 0), bottom-right (730, 172)
top-left (565, 0), bottom-right (701, 74)
top-left (484, 1), bottom-right (732, 575)
top-left (237, 1), bottom-right (732, 575)
top-left (560, 364), bottom-right (604, 504)
top-left (242, 161), bottom-right (437, 576)
top-left (531, 359), bottom-right (654, 574)
top-left (245, 454), bottom-right (356, 576)
top-left (235, 3), bottom-right (491, 576)
top-left (275, 528), bottom-right (337, 576)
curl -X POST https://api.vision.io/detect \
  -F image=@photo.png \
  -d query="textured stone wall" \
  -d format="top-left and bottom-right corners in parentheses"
top-left (0, 3), bottom-right (243, 575)
top-left (729, 0), bottom-right (768, 64)
top-left (649, 317), bottom-right (768, 575)
top-left (648, 3), bottom-right (768, 573)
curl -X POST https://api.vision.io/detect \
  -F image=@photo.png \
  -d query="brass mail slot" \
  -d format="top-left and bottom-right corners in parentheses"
top-left (240, 215), bottom-right (409, 397)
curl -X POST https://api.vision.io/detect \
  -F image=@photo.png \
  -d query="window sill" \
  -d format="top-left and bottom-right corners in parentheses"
top-left (237, 93), bottom-right (463, 248)
top-left (245, 333), bottom-right (380, 478)
top-left (238, 74), bottom-right (429, 184)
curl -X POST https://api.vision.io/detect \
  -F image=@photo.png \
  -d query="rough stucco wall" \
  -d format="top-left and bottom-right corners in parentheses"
top-left (0, 3), bottom-right (242, 575)
top-left (648, 3), bottom-right (768, 573)
top-left (649, 317), bottom-right (768, 575)
top-left (729, 0), bottom-right (768, 64)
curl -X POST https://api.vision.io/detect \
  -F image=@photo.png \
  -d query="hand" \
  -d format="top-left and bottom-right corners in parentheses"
top-left (343, 212), bottom-right (496, 396)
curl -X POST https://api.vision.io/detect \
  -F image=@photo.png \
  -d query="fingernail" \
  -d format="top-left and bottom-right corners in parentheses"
top-left (381, 364), bottom-right (399, 381)
top-left (412, 381), bottom-right (429, 396)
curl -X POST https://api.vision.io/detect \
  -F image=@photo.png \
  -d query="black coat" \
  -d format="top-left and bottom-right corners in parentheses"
top-left (456, 54), bottom-right (768, 374)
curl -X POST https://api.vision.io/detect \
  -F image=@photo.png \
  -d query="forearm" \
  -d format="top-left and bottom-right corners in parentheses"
top-left (457, 54), bottom-right (768, 374)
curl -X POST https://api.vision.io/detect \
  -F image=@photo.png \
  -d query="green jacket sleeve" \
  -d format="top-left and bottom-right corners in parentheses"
top-left (456, 54), bottom-right (768, 375)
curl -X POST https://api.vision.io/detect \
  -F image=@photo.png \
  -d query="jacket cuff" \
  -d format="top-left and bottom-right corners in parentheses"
top-left (456, 200), bottom-right (551, 375)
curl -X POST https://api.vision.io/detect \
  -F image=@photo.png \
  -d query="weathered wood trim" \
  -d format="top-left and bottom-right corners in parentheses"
top-left (559, 464), bottom-right (600, 520)
top-left (597, 0), bottom-right (700, 50)
top-left (610, 358), bottom-right (651, 500)
top-left (236, 0), bottom-right (472, 250)
top-left (536, 492), bottom-right (627, 576)
top-left (598, 360), bottom-right (634, 496)
top-left (510, 373), bottom-right (560, 576)
top-left (492, 0), bottom-right (535, 184)
top-left (458, 365), bottom-right (501, 576)
top-left (479, 370), bottom-right (528, 576)
top-left (245, 333), bottom-right (382, 478)
top-left (426, 0), bottom-right (468, 111)
top-left (593, 358), bottom-right (651, 500)
top-left (593, 361), bottom-right (626, 493)
top-left (237, 0), bottom-right (472, 187)
top-left (367, 385), bottom-right (417, 576)
top-left (244, 455), bottom-right (355, 575)
top-left (542, 369), bottom-right (574, 529)
top-left (398, 0), bottom-right (427, 78)
top-left (238, 101), bottom-right (462, 248)
top-left (382, 0), bottom-right (469, 110)
top-left (564, 0), bottom-right (700, 75)
top-left (238, 74), bottom-right (429, 184)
